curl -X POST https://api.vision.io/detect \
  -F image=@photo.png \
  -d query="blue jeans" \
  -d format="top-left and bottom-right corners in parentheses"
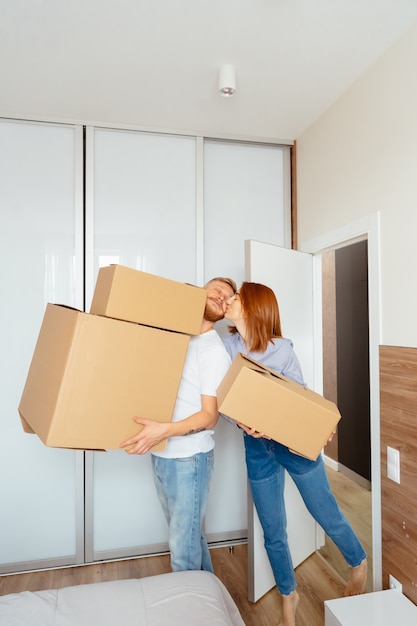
top-left (244, 434), bottom-right (367, 596)
top-left (151, 451), bottom-right (214, 573)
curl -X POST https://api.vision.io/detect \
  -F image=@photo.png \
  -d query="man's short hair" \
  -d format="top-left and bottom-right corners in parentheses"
top-left (205, 277), bottom-right (237, 293)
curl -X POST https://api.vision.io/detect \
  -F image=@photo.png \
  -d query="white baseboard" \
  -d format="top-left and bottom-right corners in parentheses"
top-left (323, 454), bottom-right (339, 472)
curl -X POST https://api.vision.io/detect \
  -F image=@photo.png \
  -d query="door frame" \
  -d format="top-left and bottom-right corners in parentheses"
top-left (300, 212), bottom-right (382, 591)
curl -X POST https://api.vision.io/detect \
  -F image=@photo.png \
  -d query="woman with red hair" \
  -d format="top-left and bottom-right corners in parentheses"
top-left (223, 282), bottom-right (367, 626)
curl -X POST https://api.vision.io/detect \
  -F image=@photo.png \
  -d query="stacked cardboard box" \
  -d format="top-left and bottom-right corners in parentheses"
top-left (18, 266), bottom-right (207, 451)
top-left (90, 264), bottom-right (205, 335)
top-left (217, 353), bottom-right (341, 460)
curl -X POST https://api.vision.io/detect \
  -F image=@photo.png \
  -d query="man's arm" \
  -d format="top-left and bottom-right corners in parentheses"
top-left (120, 394), bottom-right (219, 455)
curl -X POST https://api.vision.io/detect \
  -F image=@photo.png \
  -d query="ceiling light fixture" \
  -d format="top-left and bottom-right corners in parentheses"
top-left (218, 64), bottom-right (236, 97)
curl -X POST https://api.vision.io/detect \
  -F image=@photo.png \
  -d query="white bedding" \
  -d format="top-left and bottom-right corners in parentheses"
top-left (0, 570), bottom-right (246, 626)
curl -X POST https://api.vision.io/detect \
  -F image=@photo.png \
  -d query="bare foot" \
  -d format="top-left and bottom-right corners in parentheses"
top-left (344, 558), bottom-right (368, 596)
top-left (278, 589), bottom-right (299, 626)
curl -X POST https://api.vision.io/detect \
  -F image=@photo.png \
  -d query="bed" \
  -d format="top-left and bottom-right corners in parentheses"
top-left (0, 570), bottom-right (246, 626)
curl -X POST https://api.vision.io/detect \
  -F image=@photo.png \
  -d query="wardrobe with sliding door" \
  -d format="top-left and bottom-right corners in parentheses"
top-left (0, 118), bottom-right (290, 572)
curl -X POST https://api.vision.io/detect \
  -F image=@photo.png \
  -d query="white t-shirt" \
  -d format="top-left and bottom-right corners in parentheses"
top-left (152, 329), bottom-right (231, 458)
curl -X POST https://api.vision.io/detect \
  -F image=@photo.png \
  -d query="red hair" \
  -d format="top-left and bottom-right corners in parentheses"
top-left (229, 282), bottom-right (282, 352)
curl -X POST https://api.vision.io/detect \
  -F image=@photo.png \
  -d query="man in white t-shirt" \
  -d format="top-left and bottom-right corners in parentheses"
top-left (120, 277), bottom-right (236, 573)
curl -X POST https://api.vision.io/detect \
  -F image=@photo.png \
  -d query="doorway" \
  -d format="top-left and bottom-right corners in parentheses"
top-left (320, 240), bottom-right (373, 590)
top-left (322, 241), bottom-right (371, 488)
top-left (300, 212), bottom-right (381, 591)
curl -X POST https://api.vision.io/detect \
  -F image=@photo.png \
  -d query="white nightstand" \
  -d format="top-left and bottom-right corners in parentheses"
top-left (324, 589), bottom-right (417, 626)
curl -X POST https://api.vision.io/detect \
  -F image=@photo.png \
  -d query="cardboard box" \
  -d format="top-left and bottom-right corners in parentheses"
top-left (90, 265), bottom-right (207, 335)
top-left (217, 353), bottom-right (341, 460)
top-left (18, 304), bottom-right (189, 451)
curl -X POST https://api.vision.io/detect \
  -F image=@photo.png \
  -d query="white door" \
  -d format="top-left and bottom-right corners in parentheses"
top-left (245, 239), bottom-right (324, 602)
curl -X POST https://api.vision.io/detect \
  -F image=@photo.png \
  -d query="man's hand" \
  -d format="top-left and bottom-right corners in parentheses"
top-left (120, 395), bottom-right (219, 454)
top-left (120, 417), bottom-right (170, 455)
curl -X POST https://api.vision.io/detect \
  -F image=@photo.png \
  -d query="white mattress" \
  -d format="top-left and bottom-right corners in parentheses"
top-left (0, 570), bottom-right (246, 626)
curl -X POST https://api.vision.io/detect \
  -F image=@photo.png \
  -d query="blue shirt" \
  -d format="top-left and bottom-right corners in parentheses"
top-left (222, 332), bottom-right (305, 386)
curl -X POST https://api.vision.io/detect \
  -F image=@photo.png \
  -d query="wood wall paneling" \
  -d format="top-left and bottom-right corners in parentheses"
top-left (322, 250), bottom-right (338, 461)
top-left (380, 345), bottom-right (417, 604)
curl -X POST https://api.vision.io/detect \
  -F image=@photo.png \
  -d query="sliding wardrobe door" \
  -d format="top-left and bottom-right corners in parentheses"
top-left (0, 120), bottom-right (84, 573)
top-left (85, 127), bottom-right (197, 560)
top-left (203, 140), bottom-right (291, 540)
top-left (203, 140), bottom-right (290, 287)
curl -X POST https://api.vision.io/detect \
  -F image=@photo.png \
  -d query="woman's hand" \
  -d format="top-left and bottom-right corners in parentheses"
top-left (327, 428), bottom-right (337, 444)
top-left (237, 422), bottom-right (270, 439)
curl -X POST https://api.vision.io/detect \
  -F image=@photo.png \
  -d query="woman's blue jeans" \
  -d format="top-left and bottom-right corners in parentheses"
top-left (244, 434), bottom-right (367, 596)
top-left (152, 451), bottom-right (214, 573)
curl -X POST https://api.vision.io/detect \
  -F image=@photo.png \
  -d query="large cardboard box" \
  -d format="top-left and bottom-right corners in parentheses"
top-left (217, 353), bottom-right (341, 460)
top-left (90, 265), bottom-right (207, 335)
top-left (18, 304), bottom-right (189, 450)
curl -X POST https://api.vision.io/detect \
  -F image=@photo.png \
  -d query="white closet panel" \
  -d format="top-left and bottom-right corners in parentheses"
top-left (88, 128), bottom-right (197, 284)
top-left (85, 128), bottom-right (197, 558)
top-left (203, 140), bottom-right (290, 288)
top-left (0, 120), bottom-right (84, 571)
top-left (204, 141), bottom-right (291, 538)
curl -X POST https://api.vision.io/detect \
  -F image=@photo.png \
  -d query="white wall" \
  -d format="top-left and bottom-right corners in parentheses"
top-left (296, 22), bottom-right (417, 348)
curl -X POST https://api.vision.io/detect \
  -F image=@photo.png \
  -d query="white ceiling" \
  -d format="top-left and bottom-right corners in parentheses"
top-left (1, 0), bottom-right (417, 141)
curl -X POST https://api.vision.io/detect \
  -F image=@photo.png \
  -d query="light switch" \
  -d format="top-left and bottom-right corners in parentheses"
top-left (387, 446), bottom-right (400, 484)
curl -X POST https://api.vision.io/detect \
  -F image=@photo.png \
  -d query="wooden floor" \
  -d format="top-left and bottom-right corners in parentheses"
top-left (318, 467), bottom-right (373, 595)
top-left (0, 468), bottom-right (372, 626)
